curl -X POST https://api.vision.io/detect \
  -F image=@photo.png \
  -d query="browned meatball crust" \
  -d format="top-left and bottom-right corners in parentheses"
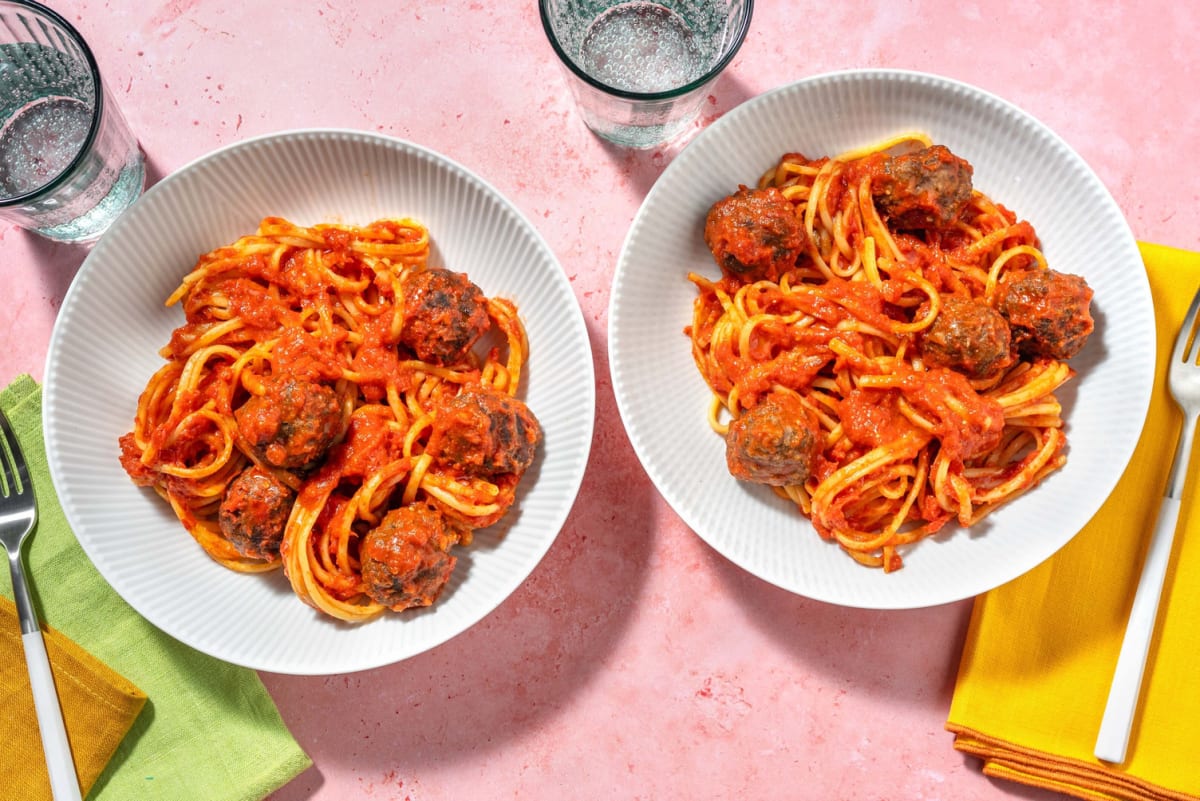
top-left (868, 145), bottom-right (974, 230)
top-left (704, 186), bottom-right (806, 282)
top-left (918, 295), bottom-right (1015, 379)
top-left (430, 384), bottom-right (541, 478)
top-left (218, 465), bottom-right (295, 561)
top-left (725, 391), bottom-right (822, 487)
top-left (997, 268), bottom-right (1094, 359)
top-left (400, 267), bottom-right (491, 365)
top-left (360, 504), bottom-right (461, 610)
top-left (235, 378), bottom-right (343, 470)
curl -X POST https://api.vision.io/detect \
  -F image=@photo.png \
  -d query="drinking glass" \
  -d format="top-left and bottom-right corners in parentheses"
top-left (540, 0), bottom-right (753, 149)
top-left (0, 0), bottom-right (144, 244)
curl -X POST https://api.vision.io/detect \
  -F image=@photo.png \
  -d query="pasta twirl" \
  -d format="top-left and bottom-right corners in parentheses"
top-left (688, 134), bottom-right (1094, 571)
top-left (120, 217), bottom-right (540, 621)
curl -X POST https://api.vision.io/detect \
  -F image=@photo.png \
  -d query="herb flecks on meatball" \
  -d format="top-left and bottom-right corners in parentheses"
top-left (704, 186), bottom-right (806, 283)
top-left (997, 268), bottom-right (1094, 360)
top-left (919, 295), bottom-right (1015, 379)
top-left (725, 391), bottom-right (821, 487)
top-left (399, 267), bottom-right (491, 365)
top-left (218, 465), bottom-right (295, 561)
top-left (235, 378), bottom-right (343, 470)
top-left (429, 384), bottom-right (541, 478)
top-left (360, 503), bottom-right (461, 610)
top-left (867, 145), bottom-right (974, 230)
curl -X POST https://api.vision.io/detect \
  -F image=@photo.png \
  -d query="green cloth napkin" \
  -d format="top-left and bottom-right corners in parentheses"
top-left (1, 375), bottom-right (311, 801)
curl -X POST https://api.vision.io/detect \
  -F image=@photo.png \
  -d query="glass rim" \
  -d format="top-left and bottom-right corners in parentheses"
top-left (538, 0), bottom-right (754, 102)
top-left (0, 0), bottom-right (105, 208)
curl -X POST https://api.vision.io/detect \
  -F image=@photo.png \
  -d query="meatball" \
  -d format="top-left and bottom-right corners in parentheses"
top-left (918, 295), bottom-right (1014, 379)
top-left (218, 465), bottom-right (295, 561)
top-left (997, 268), bottom-right (1094, 359)
top-left (399, 267), bottom-right (491, 365)
top-left (429, 384), bottom-right (541, 478)
top-left (704, 186), bottom-right (806, 282)
top-left (360, 503), bottom-right (461, 610)
top-left (869, 145), bottom-right (973, 230)
top-left (725, 391), bottom-right (821, 487)
top-left (235, 378), bottom-right (342, 470)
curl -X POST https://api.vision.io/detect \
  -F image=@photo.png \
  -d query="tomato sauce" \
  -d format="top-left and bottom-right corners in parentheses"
top-left (898, 367), bottom-right (1004, 461)
top-left (839, 388), bottom-right (921, 449)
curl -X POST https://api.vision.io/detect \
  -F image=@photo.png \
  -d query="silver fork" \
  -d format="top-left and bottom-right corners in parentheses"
top-left (1, 408), bottom-right (82, 800)
top-left (1094, 285), bottom-right (1200, 764)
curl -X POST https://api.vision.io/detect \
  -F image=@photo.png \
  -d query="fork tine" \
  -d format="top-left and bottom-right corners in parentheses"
top-left (1, 409), bottom-right (32, 498)
top-left (1173, 285), bottom-right (1200, 365)
top-left (0, 409), bottom-right (19, 497)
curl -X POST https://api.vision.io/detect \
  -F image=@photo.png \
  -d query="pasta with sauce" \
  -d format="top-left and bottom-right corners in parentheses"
top-left (119, 217), bottom-right (540, 621)
top-left (688, 133), bottom-right (1094, 571)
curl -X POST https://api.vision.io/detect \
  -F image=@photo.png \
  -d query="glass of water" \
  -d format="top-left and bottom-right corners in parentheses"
top-left (539, 0), bottom-right (753, 149)
top-left (0, 0), bottom-right (144, 244)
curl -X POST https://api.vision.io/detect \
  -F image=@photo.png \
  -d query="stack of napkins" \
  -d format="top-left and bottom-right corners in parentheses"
top-left (1, 375), bottom-right (311, 800)
top-left (947, 243), bottom-right (1200, 801)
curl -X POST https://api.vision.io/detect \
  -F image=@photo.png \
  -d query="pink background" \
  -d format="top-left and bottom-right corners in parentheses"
top-left (3, 2), bottom-right (1198, 800)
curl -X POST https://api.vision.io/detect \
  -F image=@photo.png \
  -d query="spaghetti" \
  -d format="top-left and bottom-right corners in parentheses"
top-left (688, 134), bottom-right (1094, 571)
top-left (119, 217), bottom-right (540, 621)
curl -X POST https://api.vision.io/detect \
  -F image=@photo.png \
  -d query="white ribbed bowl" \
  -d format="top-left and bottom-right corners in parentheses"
top-left (609, 70), bottom-right (1154, 609)
top-left (44, 130), bottom-right (595, 674)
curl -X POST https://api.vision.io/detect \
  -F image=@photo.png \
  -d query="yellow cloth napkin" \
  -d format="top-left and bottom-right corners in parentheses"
top-left (946, 242), bottom-right (1200, 801)
top-left (0, 596), bottom-right (146, 799)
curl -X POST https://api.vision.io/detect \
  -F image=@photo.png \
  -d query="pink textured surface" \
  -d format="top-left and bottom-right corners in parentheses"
top-left (3, 2), bottom-right (1197, 799)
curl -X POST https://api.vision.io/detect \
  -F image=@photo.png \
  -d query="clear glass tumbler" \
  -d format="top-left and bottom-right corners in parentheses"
top-left (539, 0), bottom-right (753, 149)
top-left (0, 0), bottom-right (144, 244)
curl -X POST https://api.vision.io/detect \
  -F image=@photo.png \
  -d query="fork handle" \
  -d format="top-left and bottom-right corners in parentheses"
top-left (8, 545), bottom-right (82, 800)
top-left (1094, 407), bottom-right (1198, 764)
top-left (22, 629), bottom-right (84, 800)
